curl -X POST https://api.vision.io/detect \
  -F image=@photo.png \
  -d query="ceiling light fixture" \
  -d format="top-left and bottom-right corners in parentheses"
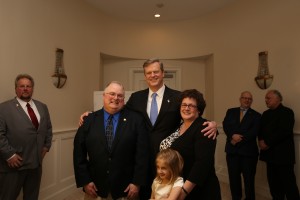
top-left (154, 3), bottom-right (164, 18)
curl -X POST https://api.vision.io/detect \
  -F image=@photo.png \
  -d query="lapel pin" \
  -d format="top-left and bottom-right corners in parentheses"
top-left (167, 99), bottom-right (170, 103)
top-left (16, 104), bottom-right (19, 107)
top-left (123, 118), bottom-right (127, 121)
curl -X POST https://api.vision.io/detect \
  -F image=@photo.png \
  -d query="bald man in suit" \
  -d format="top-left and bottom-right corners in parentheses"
top-left (223, 91), bottom-right (261, 200)
top-left (0, 74), bottom-right (52, 200)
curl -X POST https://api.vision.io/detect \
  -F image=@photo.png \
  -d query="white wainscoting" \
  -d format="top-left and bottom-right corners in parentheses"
top-left (17, 129), bottom-right (78, 200)
top-left (216, 127), bottom-right (300, 199)
top-left (16, 128), bottom-right (300, 199)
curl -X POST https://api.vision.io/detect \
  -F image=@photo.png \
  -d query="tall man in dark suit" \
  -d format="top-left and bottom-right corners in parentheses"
top-left (258, 90), bottom-right (299, 200)
top-left (0, 74), bottom-right (53, 200)
top-left (223, 91), bottom-right (261, 200)
top-left (73, 81), bottom-right (149, 200)
top-left (125, 58), bottom-right (217, 199)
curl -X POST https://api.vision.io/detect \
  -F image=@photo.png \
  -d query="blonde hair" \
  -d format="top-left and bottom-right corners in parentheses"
top-left (155, 149), bottom-right (184, 184)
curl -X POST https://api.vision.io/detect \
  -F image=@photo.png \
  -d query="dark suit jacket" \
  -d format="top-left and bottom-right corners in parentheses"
top-left (171, 117), bottom-right (221, 200)
top-left (223, 107), bottom-right (261, 157)
top-left (258, 104), bottom-right (295, 164)
top-left (73, 107), bottom-right (149, 199)
top-left (126, 86), bottom-right (181, 163)
top-left (0, 98), bottom-right (52, 172)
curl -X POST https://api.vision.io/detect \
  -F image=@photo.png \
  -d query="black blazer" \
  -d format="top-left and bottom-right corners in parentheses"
top-left (126, 86), bottom-right (181, 161)
top-left (258, 104), bottom-right (296, 164)
top-left (171, 117), bottom-right (221, 200)
top-left (73, 108), bottom-right (149, 199)
top-left (223, 107), bottom-right (261, 157)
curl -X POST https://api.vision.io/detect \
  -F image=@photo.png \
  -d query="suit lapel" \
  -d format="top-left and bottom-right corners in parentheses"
top-left (12, 98), bottom-right (33, 126)
top-left (139, 90), bottom-right (152, 126)
top-left (155, 87), bottom-right (173, 125)
top-left (110, 109), bottom-right (127, 153)
top-left (33, 100), bottom-right (43, 130)
top-left (92, 110), bottom-right (108, 150)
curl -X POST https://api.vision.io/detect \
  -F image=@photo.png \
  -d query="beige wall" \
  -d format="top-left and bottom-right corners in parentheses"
top-left (1, 0), bottom-right (300, 199)
top-left (1, 0), bottom-right (300, 130)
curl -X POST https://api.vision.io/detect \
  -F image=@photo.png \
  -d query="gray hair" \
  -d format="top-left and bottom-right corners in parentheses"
top-left (268, 89), bottom-right (283, 101)
top-left (15, 74), bottom-right (34, 88)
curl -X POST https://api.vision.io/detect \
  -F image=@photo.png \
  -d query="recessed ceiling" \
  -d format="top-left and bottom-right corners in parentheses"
top-left (85, 0), bottom-right (238, 22)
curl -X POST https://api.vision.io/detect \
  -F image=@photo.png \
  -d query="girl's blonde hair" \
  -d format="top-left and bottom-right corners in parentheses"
top-left (155, 148), bottom-right (184, 184)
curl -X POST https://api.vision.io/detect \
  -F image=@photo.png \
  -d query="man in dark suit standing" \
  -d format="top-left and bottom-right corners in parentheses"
top-left (223, 91), bottom-right (261, 200)
top-left (125, 58), bottom-right (217, 199)
top-left (73, 81), bottom-right (149, 200)
top-left (0, 74), bottom-right (53, 200)
top-left (258, 90), bottom-right (299, 200)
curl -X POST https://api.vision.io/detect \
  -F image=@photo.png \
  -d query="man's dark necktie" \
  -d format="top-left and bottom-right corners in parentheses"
top-left (105, 115), bottom-right (114, 151)
top-left (26, 103), bottom-right (39, 130)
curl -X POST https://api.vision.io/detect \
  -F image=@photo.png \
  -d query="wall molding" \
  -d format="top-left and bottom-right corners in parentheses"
top-left (18, 127), bottom-right (299, 199)
top-left (31, 129), bottom-right (77, 200)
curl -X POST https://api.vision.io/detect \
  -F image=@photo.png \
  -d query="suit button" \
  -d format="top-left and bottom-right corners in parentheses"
top-left (107, 170), bottom-right (109, 174)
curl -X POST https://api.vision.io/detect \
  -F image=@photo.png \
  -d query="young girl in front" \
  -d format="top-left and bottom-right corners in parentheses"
top-left (150, 148), bottom-right (184, 200)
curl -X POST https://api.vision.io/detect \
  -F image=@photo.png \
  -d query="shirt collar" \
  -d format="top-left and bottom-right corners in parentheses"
top-left (149, 84), bottom-right (165, 98)
top-left (103, 110), bottom-right (120, 121)
top-left (16, 97), bottom-right (33, 108)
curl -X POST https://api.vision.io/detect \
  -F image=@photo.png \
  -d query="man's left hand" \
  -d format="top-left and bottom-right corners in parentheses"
top-left (124, 183), bottom-right (139, 199)
top-left (202, 121), bottom-right (218, 139)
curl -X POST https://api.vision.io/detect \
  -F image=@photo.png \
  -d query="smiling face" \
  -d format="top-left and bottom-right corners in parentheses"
top-left (239, 91), bottom-right (253, 109)
top-left (156, 158), bottom-right (171, 184)
top-left (180, 97), bottom-right (199, 122)
top-left (144, 62), bottom-right (164, 92)
top-left (15, 78), bottom-right (34, 102)
top-left (103, 82), bottom-right (125, 114)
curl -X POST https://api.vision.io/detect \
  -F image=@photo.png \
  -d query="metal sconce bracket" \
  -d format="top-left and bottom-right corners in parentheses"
top-left (255, 51), bottom-right (273, 89)
top-left (52, 48), bottom-right (67, 88)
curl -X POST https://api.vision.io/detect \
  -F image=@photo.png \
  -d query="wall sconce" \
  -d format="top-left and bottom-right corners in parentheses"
top-left (255, 51), bottom-right (273, 89)
top-left (52, 48), bottom-right (67, 88)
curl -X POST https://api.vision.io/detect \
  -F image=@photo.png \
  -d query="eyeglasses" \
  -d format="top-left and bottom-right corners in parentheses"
top-left (105, 92), bottom-right (125, 100)
top-left (241, 97), bottom-right (252, 101)
top-left (181, 104), bottom-right (197, 109)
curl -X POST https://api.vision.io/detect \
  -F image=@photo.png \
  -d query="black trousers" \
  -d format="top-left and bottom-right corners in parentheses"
top-left (266, 162), bottom-right (300, 200)
top-left (226, 154), bottom-right (258, 200)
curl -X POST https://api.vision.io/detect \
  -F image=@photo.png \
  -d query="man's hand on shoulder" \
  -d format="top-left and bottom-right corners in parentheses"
top-left (78, 111), bottom-right (92, 127)
top-left (202, 121), bottom-right (218, 139)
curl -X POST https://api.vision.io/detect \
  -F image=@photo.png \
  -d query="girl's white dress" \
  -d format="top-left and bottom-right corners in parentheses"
top-left (151, 177), bottom-right (184, 199)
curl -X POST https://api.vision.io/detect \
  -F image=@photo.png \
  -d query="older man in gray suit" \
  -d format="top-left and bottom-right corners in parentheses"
top-left (0, 74), bottom-right (52, 200)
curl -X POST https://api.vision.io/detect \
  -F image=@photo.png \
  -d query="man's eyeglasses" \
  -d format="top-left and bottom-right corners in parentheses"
top-left (240, 97), bottom-right (252, 101)
top-left (181, 104), bottom-right (197, 109)
top-left (105, 92), bottom-right (125, 100)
